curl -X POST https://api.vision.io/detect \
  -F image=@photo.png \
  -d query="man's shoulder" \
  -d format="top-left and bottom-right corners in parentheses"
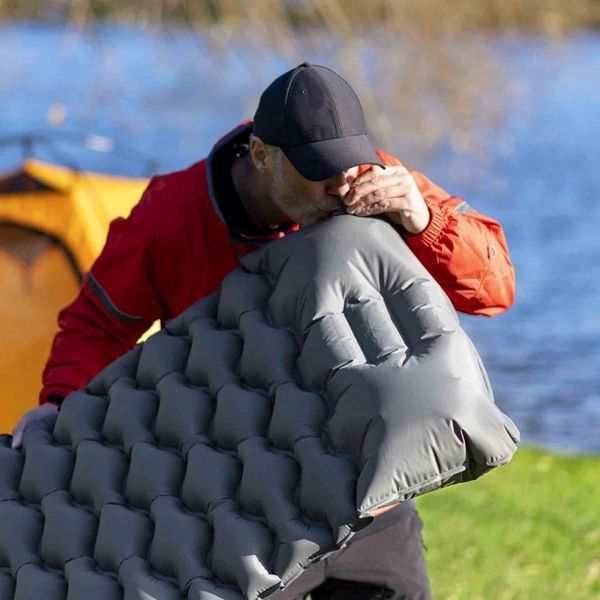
top-left (145, 159), bottom-right (208, 208)
top-left (129, 159), bottom-right (210, 229)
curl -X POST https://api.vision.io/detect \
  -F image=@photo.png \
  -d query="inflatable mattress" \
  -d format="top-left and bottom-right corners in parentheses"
top-left (0, 215), bottom-right (519, 599)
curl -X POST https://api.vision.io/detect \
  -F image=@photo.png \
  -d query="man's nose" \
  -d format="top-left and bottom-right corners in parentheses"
top-left (326, 170), bottom-right (355, 198)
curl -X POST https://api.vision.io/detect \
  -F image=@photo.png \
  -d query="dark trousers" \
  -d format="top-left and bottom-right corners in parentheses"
top-left (272, 501), bottom-right (432, 600)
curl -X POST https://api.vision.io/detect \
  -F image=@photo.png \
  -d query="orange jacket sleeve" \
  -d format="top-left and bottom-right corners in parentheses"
top-left (377, 151), bottom-right (515, 316)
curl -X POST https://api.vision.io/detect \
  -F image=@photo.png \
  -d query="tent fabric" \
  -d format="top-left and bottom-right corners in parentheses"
top-left (0, 160), bottom-right (149, 433)
top-left (0, 159), bottom-right (149, 279)
top-left (0, 224), bottom-right (80, 432)
top-left (0, 215), bottom-right (519, 599)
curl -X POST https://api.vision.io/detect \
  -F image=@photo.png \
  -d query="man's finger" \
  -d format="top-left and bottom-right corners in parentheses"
top-left (11, 427), bottom-right (24, 449)
top-left (350, 200), bottom-right (392, 216)
top-left (371, 503), bottom-right (399, 517)
top-left (351, 164), bottom-right (407, 187)
top-left (347, 184), bottom-right (413, 213)
top-left (353, 164), bottom-right (389, 182)
top-left (9, 404), bottom-right (57, 449)
top-left (349, 193), bottom-right (419, 217)
top-left (346, 177), bottom-right (405, 205)
top-left (345, 172), bottom-right (412, 207)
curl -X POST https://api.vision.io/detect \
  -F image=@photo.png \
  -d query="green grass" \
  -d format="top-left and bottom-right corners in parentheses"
top-left (416, 447), bottom-right (600, 599)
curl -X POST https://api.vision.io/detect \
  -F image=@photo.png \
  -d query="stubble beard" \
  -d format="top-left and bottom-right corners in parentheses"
top-left (270, 172), bottom-right (315, 226)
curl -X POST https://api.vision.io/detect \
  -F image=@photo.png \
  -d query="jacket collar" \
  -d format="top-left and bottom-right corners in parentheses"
top-left (206, 121), bottom-right (297, 244)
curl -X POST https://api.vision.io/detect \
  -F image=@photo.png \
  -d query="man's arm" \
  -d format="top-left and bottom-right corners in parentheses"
top-left (402, 168), bottom-right (514, 316)
top-left (40, 282), bottom-right (155, 405)
top-left (40, 180), bottom-right (170, 405)
top-left (345, 152), bottom-right (515, 316)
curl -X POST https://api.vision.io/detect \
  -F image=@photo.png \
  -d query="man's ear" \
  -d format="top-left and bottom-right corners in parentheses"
top-left (249, 135), bottom-right (273, 173)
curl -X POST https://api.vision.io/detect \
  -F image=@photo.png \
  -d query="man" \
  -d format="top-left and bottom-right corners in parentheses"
top-left (12, 62), bottom-right (515, 599)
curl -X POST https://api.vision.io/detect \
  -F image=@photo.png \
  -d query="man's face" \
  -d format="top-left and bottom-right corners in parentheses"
top-left (269, 151), bottom-right (359, 226)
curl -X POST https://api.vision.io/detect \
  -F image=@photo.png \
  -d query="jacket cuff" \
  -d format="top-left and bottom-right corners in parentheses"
top-left (40, 387), bottom-right (71, 407)
top-left (407, 199), bottom-right (448, 247)
top-left (46, 395), bottom-right (64, 408)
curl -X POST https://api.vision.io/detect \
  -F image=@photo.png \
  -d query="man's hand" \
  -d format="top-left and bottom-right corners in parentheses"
top-left (11, 403), bottom-right (58, 449)
top-left (370, 503), bottom-right (399, 517)
top-left (344, 165), bottom-right (430, 234)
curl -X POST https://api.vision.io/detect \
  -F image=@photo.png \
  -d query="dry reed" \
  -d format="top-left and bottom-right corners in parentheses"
top-left (2, 0), bottom-right (599, 32)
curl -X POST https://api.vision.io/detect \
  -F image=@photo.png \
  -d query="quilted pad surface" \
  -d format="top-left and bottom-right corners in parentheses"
top-left (0, 215), bottom-right (519, 599)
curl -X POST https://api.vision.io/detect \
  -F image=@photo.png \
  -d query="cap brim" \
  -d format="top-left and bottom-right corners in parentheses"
top-left (283, 134), bottom-right (384, 181)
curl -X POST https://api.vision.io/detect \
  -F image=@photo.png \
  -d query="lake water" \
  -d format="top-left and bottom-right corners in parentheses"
top-left (1, 23), bottom-right (599, 453)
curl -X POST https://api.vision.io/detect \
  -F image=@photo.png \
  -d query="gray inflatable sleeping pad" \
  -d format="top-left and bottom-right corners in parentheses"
top-left (0, 215), bottom-right (519, 600)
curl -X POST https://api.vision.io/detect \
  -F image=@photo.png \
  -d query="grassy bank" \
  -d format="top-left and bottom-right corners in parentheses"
top-left (417, 446), bottom-right (600, 599)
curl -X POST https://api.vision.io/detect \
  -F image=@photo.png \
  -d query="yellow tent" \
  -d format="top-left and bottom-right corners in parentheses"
top-left (0, 159), bottom-right (150, 433)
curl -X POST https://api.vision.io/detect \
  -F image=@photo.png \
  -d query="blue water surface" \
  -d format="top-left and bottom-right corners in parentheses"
top-left (1, 23), bottom-right (599, 452)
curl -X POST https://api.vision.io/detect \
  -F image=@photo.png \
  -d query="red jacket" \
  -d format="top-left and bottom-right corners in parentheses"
top-left (40, 125), bottom-right (515, 405)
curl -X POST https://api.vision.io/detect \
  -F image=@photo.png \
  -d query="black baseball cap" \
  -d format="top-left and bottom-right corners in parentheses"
top-left (253, 62), bottom-right (383, 181)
